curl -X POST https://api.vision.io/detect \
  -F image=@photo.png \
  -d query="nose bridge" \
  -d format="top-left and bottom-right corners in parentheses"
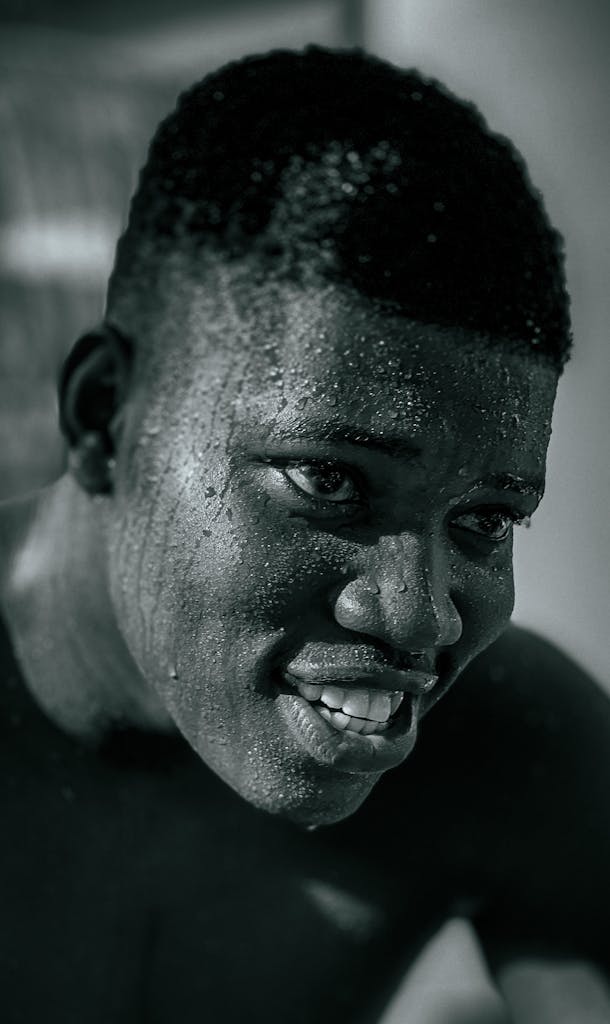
top-left (378, 532), bottom-right (446, 637)
top-left (374, 531), bottom-right (425, 583)
top-left (334, 530), bottom-right (462, 652)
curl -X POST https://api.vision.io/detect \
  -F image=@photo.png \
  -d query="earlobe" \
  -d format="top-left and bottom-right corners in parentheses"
top-left (59, 324), bottom-right (133, 495)
top-left (67, 432), bottom-right (116, 495)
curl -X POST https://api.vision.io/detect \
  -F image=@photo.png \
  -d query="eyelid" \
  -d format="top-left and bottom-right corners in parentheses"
top-left (450, 506), bottom-right (529, 543)
top-left (260, 456), bottom-right (366, 513)
top-left (450, 494), bottom-right (536, 518)
top-left (255, 449), bottom-right (394, 504)
top-left (456, 505), bottom-right (529, 520)
top-left (262, 455), bottom-right (364, 486)
top-left (284, 460), bottom-right (363, 504)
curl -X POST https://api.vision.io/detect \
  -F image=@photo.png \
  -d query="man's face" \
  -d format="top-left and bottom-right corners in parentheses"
top-left (107, 271), bottom-right (557, 824)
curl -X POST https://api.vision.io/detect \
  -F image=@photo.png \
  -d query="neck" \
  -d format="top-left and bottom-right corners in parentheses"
top-left (1, 475), bottom-right (174, 741)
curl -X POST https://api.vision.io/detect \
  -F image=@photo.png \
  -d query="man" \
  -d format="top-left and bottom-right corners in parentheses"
top-left (1, 47), bottom-right (608, 1022)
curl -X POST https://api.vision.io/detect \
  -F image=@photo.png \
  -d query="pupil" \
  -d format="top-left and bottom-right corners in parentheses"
top-left (481, 512), bottom-right (506, 536)
top-left (311, 467), bottom-right (342, 493)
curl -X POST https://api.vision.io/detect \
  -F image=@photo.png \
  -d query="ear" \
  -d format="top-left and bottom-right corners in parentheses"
top-left (59, 323), bottom-right (133, 494)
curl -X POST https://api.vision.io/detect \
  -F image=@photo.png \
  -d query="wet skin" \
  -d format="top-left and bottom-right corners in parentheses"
top-left (2, 616), bottom-right (609, 1023)
top-left (106, 276), bottom-right (556, 825)
top-left (2, 275), bottom-right (610, 1021)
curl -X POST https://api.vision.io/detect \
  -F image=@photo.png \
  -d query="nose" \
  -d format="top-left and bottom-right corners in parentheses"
top-left (332, 533), bottom-right (462, 655)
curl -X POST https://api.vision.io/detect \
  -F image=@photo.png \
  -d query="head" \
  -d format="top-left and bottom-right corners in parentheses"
top-left (60, 48), bottom-right (569, 825)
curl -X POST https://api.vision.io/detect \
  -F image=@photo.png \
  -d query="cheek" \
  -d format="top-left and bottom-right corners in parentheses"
top-left (107, 437), bottom-right (342, 686)
top-left (456, 551), bottom-right (516, 664)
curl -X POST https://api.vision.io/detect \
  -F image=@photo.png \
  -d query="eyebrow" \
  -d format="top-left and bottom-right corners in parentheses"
top-left (478, 472), bottom-right (545, 498)
top-left (323, 443), bottom-right (542, 496)
top-left (272, 423), bottom-right (424, 461)
top-left (254, 423), bottom-right (544, 497)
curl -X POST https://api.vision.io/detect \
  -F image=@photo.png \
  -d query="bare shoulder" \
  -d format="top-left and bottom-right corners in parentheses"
top-left (446, 625), bottom-right (610, 969)
top-left (462, 621), bottom-right (606, 706)
top-left (454, 623), bottom-right (609, 807)
top-left (0, 491), bottom-right (42, 584)
top-left (385, 622), bottom-right (609, 807)
top-left (361, 625), bottom-right (609, 967)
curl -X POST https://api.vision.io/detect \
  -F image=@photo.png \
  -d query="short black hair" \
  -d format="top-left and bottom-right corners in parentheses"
top-left (109, 47), bottom-right (571, 370)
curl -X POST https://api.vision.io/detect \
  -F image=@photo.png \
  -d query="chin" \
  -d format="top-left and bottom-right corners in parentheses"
top-left (243, 769), bottom-right (383, 828)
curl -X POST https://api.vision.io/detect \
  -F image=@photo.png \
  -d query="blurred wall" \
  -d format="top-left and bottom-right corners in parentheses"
top-left (368, 0), bottom-right (610, 690)
top-left (0, 0), bottom-right (359, 496)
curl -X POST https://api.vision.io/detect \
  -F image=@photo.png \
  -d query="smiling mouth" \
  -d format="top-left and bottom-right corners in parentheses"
top-left (282, 671), bottom-right (433, 737)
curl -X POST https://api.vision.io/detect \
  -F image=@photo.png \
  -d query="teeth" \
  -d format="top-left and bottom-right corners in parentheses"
top-left (318, 706), bottom-right (390, 735)
top-left (293, 679), bottom-right (403, 736)
top-left (318, 684), bottom-right (400, 722)
top-left (368, 692), bottom-right (392, 723)
top-left (319, 685), bottom-right (345, 709)
top-left (297, 682), bottom-right (323, 701)
top-left (342, 691), bottom-right (370, 718)
top-left (361, 720), bottom-right (383, 735)
top-left (390, 692), bottom-right (404, 714)
top-left (318, 707), bottom-right (347, 729)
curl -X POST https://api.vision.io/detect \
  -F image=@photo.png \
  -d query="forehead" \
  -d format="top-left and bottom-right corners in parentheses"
top-left (245, 283), bottom-right (544, 403)
top-left (147, 271), bottom-right (557, 479)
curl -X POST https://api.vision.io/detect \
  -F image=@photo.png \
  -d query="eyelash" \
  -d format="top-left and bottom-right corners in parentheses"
top-left (450, 507), bottom-right (529, 543)
top-left (263, 458), bottom-right (530, 541)
top-left (271, 460), bottom-right (363, 512)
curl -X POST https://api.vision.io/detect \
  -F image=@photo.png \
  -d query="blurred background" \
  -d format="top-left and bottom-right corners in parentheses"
top-left (1, 1), bottom-right (608, 1020)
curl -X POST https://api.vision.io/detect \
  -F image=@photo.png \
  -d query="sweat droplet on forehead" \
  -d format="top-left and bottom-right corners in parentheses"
top-left (216, 286), bottom-right (554, 505)
top-left (146, 273), bottom-right (556, 489)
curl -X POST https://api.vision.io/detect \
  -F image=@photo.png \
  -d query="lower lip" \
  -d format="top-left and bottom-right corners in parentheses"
top-left (275, 676), bottom-right (420, 774)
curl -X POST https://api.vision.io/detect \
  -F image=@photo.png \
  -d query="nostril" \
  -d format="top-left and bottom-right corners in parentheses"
top-left (393, 649), bottom-right (439, 675)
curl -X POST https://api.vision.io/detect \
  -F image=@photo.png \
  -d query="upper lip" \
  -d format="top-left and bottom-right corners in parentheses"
top-left (283, 649), bottom-right (438, 696)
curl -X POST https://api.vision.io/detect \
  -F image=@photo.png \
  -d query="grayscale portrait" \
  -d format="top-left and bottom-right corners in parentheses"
top-left (1, 3), bottom-right (608, 1022)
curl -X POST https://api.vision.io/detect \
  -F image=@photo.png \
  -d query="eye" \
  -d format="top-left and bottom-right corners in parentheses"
top-left (452, 507), bottom-right (525, 542)
top-left (284, 462), bottom-right (359, 503)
